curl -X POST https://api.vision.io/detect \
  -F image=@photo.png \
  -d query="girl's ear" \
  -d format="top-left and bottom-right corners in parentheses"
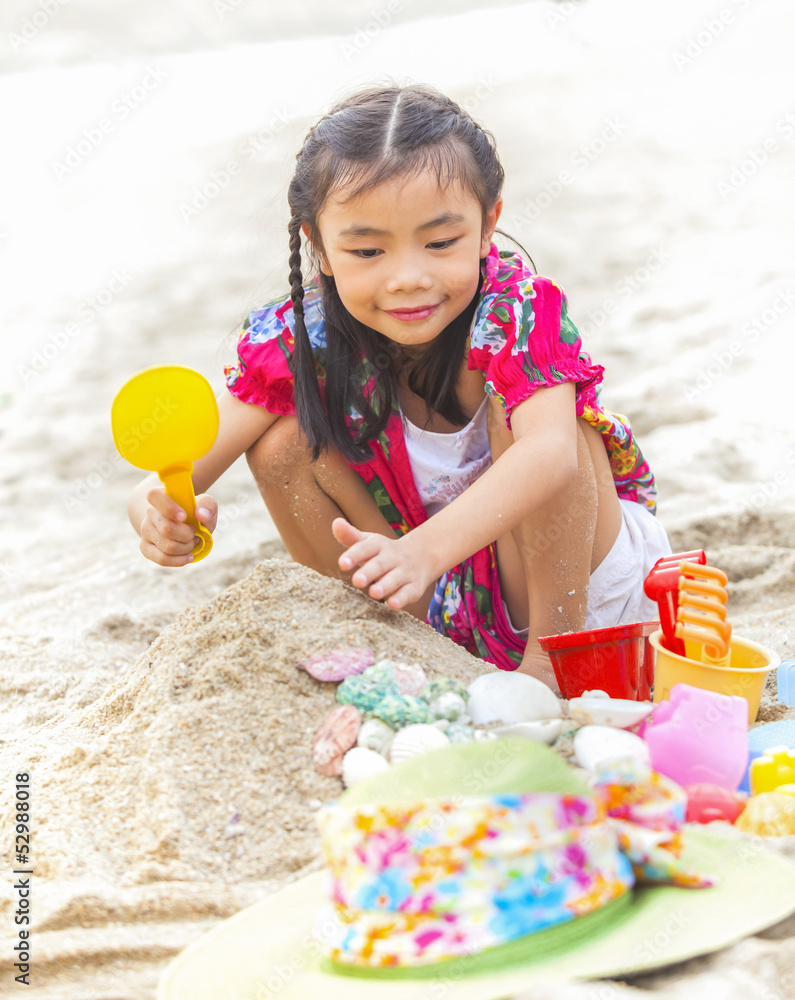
top-left (480, 198), bottom-right (503, 257)
top-left (303, 223), bottom-right (333, 276)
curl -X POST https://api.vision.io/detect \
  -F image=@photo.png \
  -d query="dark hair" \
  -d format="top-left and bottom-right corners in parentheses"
top-left (287, 84), bottom-right (504, 463)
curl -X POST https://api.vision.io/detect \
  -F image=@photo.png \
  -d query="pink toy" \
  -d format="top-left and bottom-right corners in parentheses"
top-left (643, 682), bottom-right (748, 790)
top-left (685, 783), bottom-right (746, 824)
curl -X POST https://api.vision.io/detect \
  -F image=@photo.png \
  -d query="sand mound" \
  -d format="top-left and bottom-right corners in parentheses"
top-left (3, 561), bottom-right (491, 890)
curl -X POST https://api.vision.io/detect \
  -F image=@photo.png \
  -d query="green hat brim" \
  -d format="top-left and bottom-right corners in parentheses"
top-left (158, 742), bottom-right (795, 999)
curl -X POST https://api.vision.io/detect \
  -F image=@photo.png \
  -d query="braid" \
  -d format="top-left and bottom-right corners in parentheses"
top-left (287, 206), bottom-right (329, 458)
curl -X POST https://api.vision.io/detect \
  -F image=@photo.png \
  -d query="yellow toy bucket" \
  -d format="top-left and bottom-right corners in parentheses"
top-left (651, 629), bottom-right (780, 723)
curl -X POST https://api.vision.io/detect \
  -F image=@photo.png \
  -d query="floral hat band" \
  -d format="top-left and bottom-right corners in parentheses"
top-left (315, 755), bottom-right (713, 971)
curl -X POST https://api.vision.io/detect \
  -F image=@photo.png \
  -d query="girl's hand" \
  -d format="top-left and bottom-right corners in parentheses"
top-left (138, 488), bottom-right (218, 567)
top-left (332, 517), bottom-right (432, 610)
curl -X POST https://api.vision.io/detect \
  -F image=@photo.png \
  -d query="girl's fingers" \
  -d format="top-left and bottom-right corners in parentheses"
top-left (147, 487), bottom-right (188, 523)
top-left (139, 537), bottom-right (194, 567)
top-left (366, 567), bottom-right (409, 601)
top-left (332, 517), bottom-right (364, 549)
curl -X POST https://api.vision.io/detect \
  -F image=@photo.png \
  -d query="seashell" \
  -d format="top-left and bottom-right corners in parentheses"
top-left (573, 725), bottom-right (651, 779)
top-left (368, 693), bottom-right (434, 729)
top-left (389, 723), bottom-right (450, 764)
top-left (446, 722), bottom-right (476, 744)
top-left (392, 661), bottom-right (429, 697)
top-left (735, 792), bottom-right (795, 836)
top-left (298, 646), bottom-right (374, 683)
top-left (491, 719), bottom-right (564, 745)
top-left (467, 672), bottom-right (562, 726)
top-left (313, 704), bottom-right (362, 776)
top-left (362, 661), bottom-right (397, 686)
top-left (569, 690), bottom-right (655, 730)
top-left (420, 678), bottom-right (469, 703)
top-left (337, 674), bottom-right (399, 713)
top-left (357, 718), bottom-right (395, 755)
top-left (429, 691), bottom-right (469, 722)
top-left (342, 747), bottom-right (389, 788)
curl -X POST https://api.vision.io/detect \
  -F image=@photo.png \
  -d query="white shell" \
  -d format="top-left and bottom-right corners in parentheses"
top-left (573, 725), bottom-right (651, 776)
top-left (467, 672), bottom-right (562, 726)
top-left (341, 747), bottom-right (389, 788)
top-left (389, 723), bottom-right (450, 764)
top-left (568, 690), bottom-right (655, 730)
top-left (491, 719), bottom-right (564, 745)
top-left (357, 718), bottom-right (395, 755)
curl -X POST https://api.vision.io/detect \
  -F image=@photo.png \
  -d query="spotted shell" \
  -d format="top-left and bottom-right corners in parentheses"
top-left (312, 704), bottom-right (362, 776)
top-left (337, 674), bottom-right (399, 713)
top-left (368, 693), bottom-right (434, 728)
top-left (420, 678), bottom-right (469, 703)
top-left (735, 792), bottom-right (795, 837)
top-left (361, 661), bottom-right (397, 686)
top-left (392, 661), bottom-right (429, 697)
top-left (444, 722), bottom-right (477, 745)
top-left (389, 723), bottom-right (450, 764)
top-left (429, 691), bottom-right (469, 722)
top-left (341, 747), bottom-right (390, 788)
top-left (298, 646), bottom-right (374, 683)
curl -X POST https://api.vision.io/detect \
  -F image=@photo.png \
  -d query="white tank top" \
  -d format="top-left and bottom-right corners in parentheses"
top-left (402, 399), bottom-right (492, 517)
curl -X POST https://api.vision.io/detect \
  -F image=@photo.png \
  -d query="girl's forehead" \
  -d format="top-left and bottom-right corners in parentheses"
top-left (320, 172), bottom-right (481, 225)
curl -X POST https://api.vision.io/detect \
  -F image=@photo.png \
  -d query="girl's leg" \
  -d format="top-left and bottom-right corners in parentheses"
top-left (245, 415), bottom-right (436, 620)
top-left (486, 397), bottom-right (623, 686)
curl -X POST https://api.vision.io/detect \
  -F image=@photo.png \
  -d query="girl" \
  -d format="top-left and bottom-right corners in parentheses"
top-left (128, 84), bottom-right (670, 690)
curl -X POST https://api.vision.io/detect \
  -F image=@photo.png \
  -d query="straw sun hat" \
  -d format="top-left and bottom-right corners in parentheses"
top-left (159, 740), bottom-right (795, 1000)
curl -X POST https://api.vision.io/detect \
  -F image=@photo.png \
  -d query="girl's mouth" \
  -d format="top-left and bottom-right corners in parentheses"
top-left (383, 303), bottom-right (440, 322)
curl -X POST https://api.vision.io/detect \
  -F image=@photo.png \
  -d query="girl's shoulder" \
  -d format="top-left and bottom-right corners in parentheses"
top-left (241, 282), bottom-right (326, 352)
top-left (470, 247), bottom-right (579, 363)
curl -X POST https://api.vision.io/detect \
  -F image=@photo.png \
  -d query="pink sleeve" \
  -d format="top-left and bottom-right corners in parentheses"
top-left (471, 275), bottom-right (604, 424)
top-left (223, 295), bottom-right (297, 415)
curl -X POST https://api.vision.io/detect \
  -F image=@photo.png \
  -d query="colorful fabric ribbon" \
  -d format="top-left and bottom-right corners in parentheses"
top-left (315, 768), bottom-right (713, 968)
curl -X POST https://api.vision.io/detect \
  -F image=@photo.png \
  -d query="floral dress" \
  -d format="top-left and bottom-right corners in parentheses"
top-left (225, 244), bottom-right (656, 671)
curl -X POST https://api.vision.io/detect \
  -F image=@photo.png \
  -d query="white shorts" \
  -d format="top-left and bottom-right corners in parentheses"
top-left (504, 498), bottom-right (671, 635)
top-left (584, 498), bottom-right (672, 629)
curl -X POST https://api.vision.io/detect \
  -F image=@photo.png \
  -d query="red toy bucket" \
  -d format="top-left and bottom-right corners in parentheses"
top-left (537, 621), bottom-right (658, 700)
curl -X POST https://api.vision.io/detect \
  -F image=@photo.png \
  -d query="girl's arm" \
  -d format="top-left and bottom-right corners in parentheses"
top-left (128, 392), bottom-right (278, 566)
top-left (333, 382), bottom-right (579, 607)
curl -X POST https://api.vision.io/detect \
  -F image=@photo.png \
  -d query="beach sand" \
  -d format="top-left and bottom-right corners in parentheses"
top-left (1, 0), bottom-right (795, 996)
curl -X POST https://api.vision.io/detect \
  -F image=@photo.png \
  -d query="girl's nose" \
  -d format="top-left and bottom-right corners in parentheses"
top-left (384, 253), bottom-right (433, 294)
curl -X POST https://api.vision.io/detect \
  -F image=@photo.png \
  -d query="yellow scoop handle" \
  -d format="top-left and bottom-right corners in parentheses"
top-left (111, 366), bottom-right (219, 562)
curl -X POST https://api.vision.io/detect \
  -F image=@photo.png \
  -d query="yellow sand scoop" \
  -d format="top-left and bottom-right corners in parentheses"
top-left (111, 366), bottom-right (219, 563)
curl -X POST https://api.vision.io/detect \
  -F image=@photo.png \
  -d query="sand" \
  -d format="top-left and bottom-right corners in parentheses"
top-left (2, 0), bottom-right (795, 996)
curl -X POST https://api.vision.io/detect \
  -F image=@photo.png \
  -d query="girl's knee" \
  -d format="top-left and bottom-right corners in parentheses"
top-left (246, 415), bottom-right (307, 484)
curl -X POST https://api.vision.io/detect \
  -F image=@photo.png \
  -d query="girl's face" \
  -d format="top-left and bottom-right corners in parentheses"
top-left (314, 171), bottom-right (501, 349)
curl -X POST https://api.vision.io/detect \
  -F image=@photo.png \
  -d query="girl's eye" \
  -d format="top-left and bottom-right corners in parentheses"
top-left (352, 248), bottom-right (383, 258)
top-left (427, 238), bottom-right (459, 250)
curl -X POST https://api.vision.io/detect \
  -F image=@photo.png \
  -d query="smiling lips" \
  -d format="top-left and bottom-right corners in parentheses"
top-left (384, 303), bottom-right (440, 321)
